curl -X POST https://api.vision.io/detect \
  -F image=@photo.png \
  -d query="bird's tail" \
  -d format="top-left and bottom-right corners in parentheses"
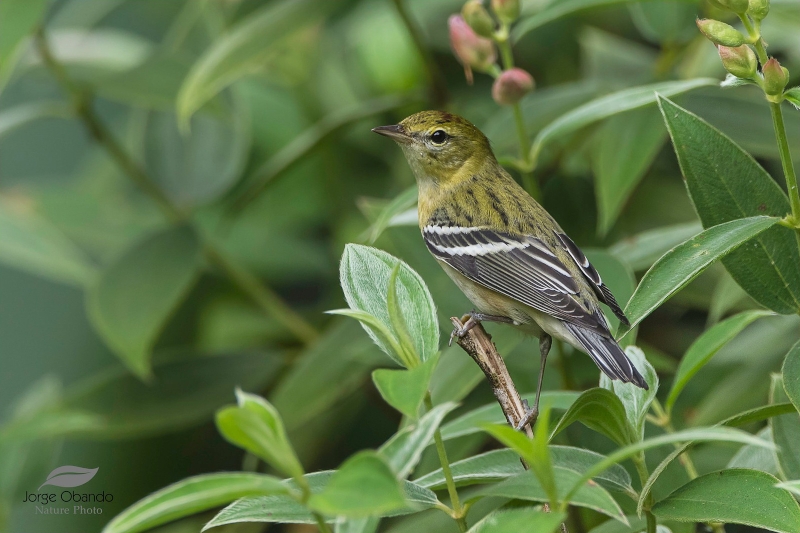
top-left (564, 323), bottom-right (648, 389)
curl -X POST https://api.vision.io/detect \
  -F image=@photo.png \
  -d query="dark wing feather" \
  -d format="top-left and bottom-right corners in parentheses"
top-left (556, 232), bottom-right (630, 326)
top-left (423, 226), bottom-right (610, 336)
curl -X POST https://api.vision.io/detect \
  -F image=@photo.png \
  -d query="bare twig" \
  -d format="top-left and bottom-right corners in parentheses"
top-left (449, 316), bottom-right (568, 533)
top-left (450, 316), bottom-right (533, 439)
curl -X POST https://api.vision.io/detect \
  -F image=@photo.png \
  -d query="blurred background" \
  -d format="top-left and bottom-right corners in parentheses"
top-left (1, 0), bottom-right (799, 532)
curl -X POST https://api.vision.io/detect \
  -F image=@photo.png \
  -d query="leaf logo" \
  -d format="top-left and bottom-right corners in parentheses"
top-left (38, 466), bottom-right (99, 490)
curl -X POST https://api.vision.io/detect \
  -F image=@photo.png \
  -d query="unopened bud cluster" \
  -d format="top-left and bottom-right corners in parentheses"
top-left (449, 0), bottom-right (535, 106)
top-left (698, 0), bottom-right (794, 102)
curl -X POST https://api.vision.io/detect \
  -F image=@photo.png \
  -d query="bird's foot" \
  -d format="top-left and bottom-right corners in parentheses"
top-left (448, 311), bottom-right (514, 346)
top-left (516, 401), bottom-right (539, 431)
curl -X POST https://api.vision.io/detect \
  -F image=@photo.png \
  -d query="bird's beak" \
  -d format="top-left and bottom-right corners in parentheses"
top-left (371, 124), bottom-right (411, 143)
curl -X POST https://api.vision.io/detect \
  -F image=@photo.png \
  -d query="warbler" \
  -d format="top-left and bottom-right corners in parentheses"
top-left (373, 111), bottom-right (646, 427)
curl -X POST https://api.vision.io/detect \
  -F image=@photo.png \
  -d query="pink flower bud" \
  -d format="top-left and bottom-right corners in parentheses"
top-left (718, 44), bottom-right (757, 79)
top-left (763, 57), bottom-right (789, 96)
top-left (492, 68), bottom-right (534, 105)
top-left (449, 15), bottom-right (497, 84)
top-left (491, 0), bottom-right (520, 24)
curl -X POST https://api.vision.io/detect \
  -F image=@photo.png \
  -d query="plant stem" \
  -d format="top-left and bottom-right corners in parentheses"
top-left (651, 399), bottom-right (699, 478)
top-left (313, 513), bottom-right (333, 533)
top-left (425, 394), bottom-right (467, 532)
top-left (739, 15), bottom-right (768, 64)
top-left (390, 0), bottom-right (448, 106)
top-left (632, 455), bottom-right (657, 533)
top-left (645, 511), bottom-right (657, 533)
top-left (35, 28), bottom-right (318, 345)
top-left (769, 102), bottom-right (800, 232)
top-left (494, 25), bottom-right (538, 198)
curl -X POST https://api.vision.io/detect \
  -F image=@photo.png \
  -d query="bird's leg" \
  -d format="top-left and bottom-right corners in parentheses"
top-left (516, 333), bottom-right (551, 431)
top-left (448, 310), bottom-right (514, 346)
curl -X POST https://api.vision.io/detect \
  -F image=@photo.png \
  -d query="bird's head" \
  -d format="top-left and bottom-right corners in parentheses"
top-left (372, 111), bottom-right (494, 186)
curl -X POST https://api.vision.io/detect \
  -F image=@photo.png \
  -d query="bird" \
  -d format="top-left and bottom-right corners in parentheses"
top-left (372, 110), bottom-right (647, 429)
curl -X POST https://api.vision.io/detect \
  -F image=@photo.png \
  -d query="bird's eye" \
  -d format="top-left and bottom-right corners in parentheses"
top-left (430, 130), bottom-right (448, 145)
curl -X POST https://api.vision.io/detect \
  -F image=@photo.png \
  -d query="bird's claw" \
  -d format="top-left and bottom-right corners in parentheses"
top-left (448, 325), bottom-right (469, 347)
top-left (516, 404), bottom-right (539, 431)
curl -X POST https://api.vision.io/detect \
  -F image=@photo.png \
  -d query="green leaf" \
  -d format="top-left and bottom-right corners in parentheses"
top-left (777, 480), bottom-right (800, 498)
top-left (529, 79), bottom-right (715, 165)
top-left (550, 388), bottom-right (637, 446)
top-left (237, 94), bottom-right (415, 213)
top-left (203, 472), bottom-right (437, 528)
top-left (562, 427), bottom-right (776, 505)
top-left (782, 340), bottom-right (800, 411)
top-left (63, 352), bottom-right (280, 439)
top-left (0, 0), bottom-right (48, 88)
top-left (0, 102), bottom-right (71, 140)
top-left (142, 106), bottom-right (249, 207)
top-left (387, 263), bottom-right (421, 364)
top-left (721, 403), bottom-right (798, 428)
top-left (666, 310), bottom-right (773, 413)
top-left (439, 391), bottom-right (579, 442)
top-left (468, 507), bottom-right (565, 533)
top-left (771, 375), bottom-right (800, 480)
top-left (87, 225), bottom-right (202, 377)
top-left (0, 410), bottom-right (104, 442)
top-left (728, 427), bottom-right (780, 476)
top-left (652, 469), bottom-right (800, 533)
top-left (513, 0), bottom-right (661, 42)
top-left (177, 0), bottom-right (342, 123)
top-left (378, 402), bottom-right (458, 479)
top-left (335, 517), bottom-right (379, 533)
top-left (637, 443), bottom-right (690, 518)
top-left (0, 201), bottom-right (97, 287)
top-left (271, 320), bottom-right (385, 431)
top-left (628, 1), bottom-right (696, 45)
top-left (30, 29), bottom-right (153, 77)
top-left (530, 407), bottom-right (558, 506)
top-left (414, 449), bottom-right (524, 489)
top-left (600, 346), bottom-right (658, 441)
top-left (215, 390), bottom-right (304, 480)
top-left (92, 52), bottom-right (191, 110)
top-left (336, 244), bottom-right (439, 367)
top-left (621, 217), bottom-right (779, 334)
top-left (363, 186), bottom-right (418, 244)
top-left (707, 271), bottom-right (749, 326)
top-left (784, 88), bottom-right (800, 111)
top-left (658, 95), bottom-right (800, 314)
top-left (415, 447), bottom-right (633, 496)
top-left (308, 451), bottom-right (408, 518)
top-left (373, 354), bottom-right (438, 419)
top-left (482, 469), bottom-right (627, 522)
top-left (592, 107), bottom-right (667, 236)
top-left (102, 473), bottom-right (288, 533)
top-left (327, 308), bottom-right (407, 366)
top-left (609, 222), bottom-right (702, 272)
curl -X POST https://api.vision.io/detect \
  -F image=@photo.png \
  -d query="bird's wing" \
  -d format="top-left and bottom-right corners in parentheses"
top-left (422, 225), bottom-right (609, 336)
top-left (555, 232), bottom-right (630, 326)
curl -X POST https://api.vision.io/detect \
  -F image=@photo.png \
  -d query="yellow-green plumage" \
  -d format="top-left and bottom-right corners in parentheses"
top-left (373, 110), bottom-right (646, 390)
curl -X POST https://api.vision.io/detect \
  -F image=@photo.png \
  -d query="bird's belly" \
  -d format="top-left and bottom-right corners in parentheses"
top-left (437, 261), bottom-right (580, 346)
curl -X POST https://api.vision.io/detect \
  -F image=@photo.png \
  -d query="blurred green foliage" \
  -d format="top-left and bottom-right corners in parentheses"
top-left (1, 0), bottom-right (800, 532)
